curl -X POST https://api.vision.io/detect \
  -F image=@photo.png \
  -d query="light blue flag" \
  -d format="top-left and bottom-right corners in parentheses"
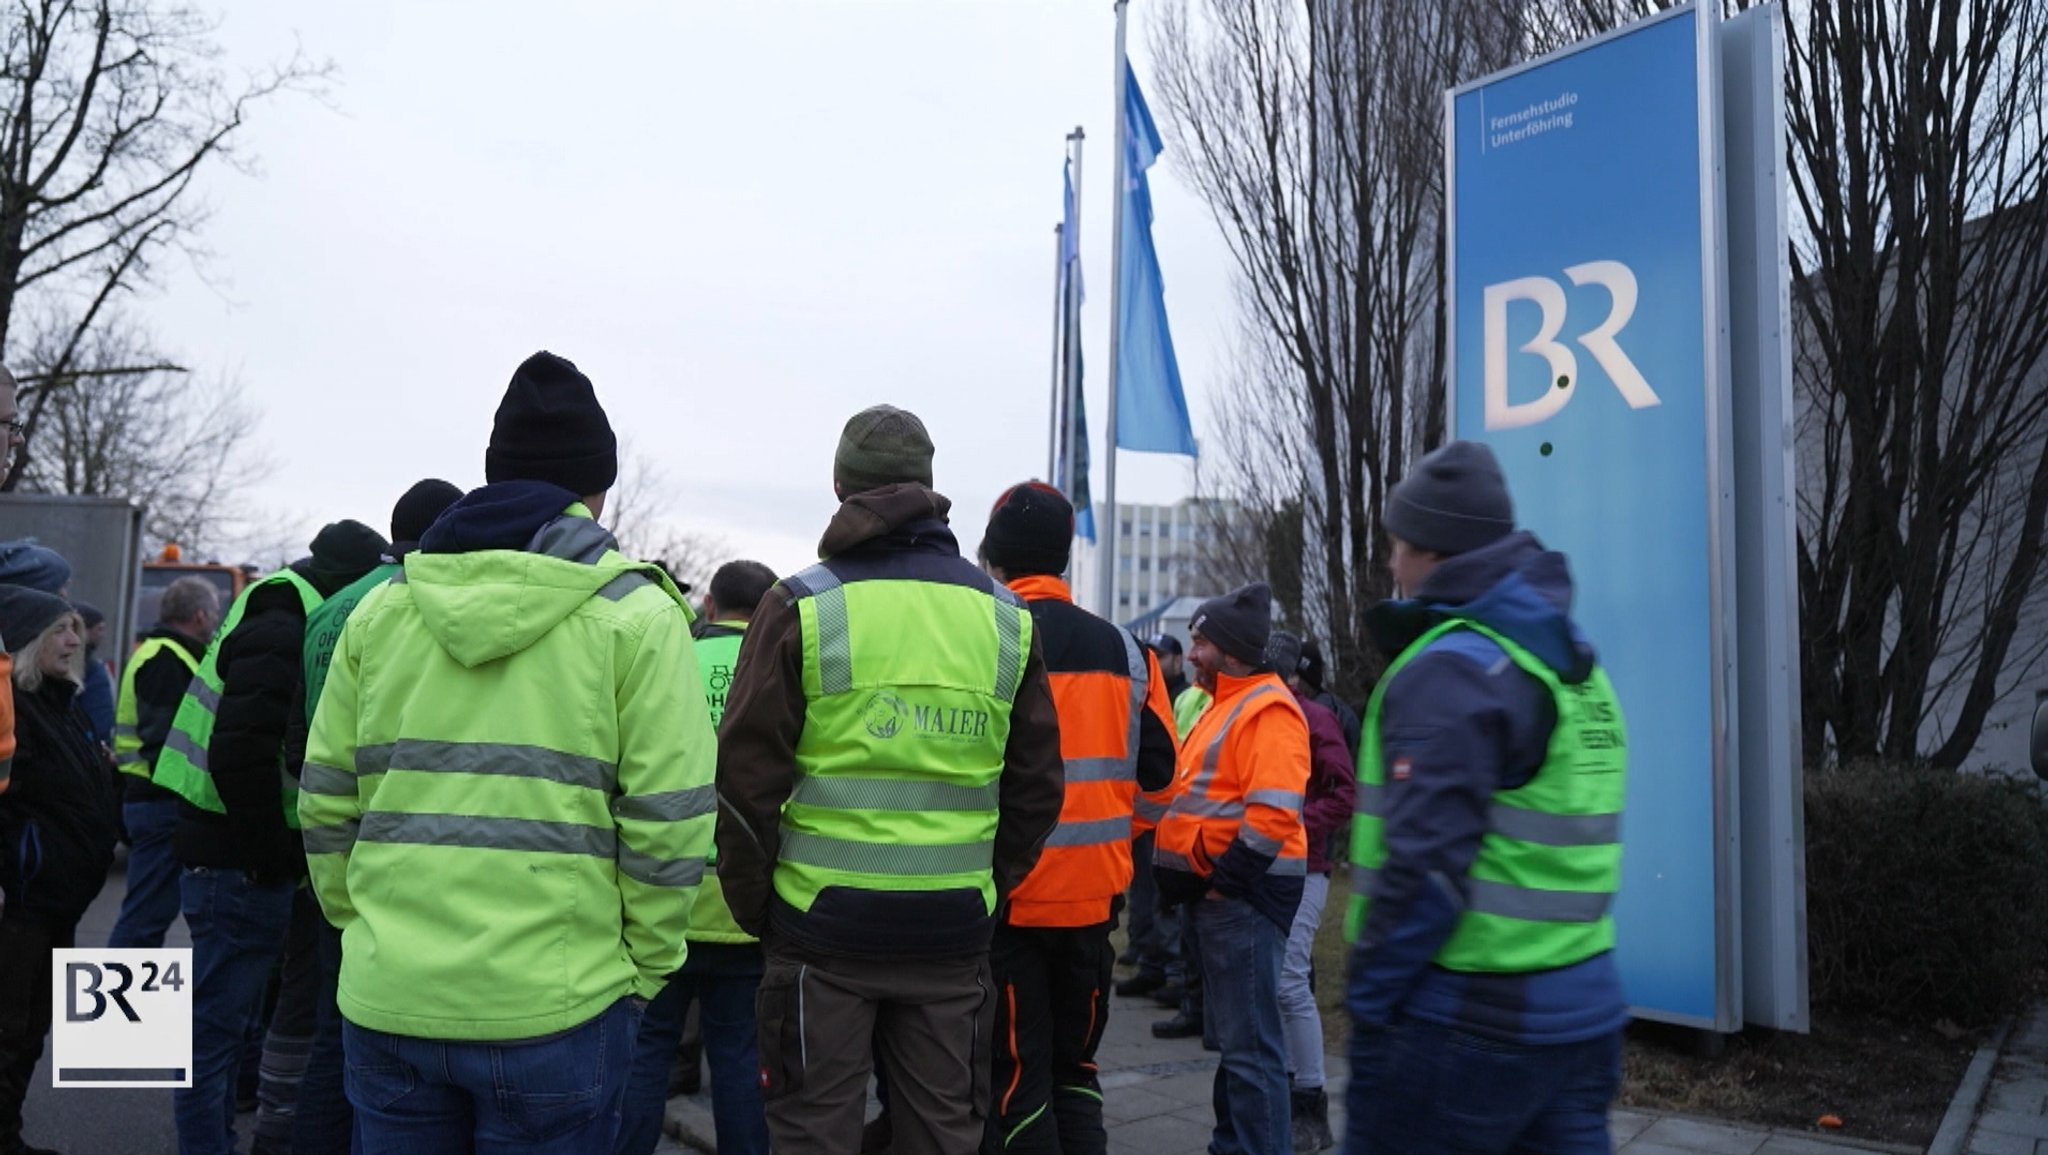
top-left (1063, 160), bottom-right (1097, 543)
top-left (1115, 68), bottom-right (1199, 458)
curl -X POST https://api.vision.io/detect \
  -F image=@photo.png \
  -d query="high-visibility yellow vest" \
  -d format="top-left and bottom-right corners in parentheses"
top-left (112, 636), bottom-right (201, 778)
top-left (1349, 619), bottom-right (1627, 973)
top-left (772, 564), bottom-right (1031, 922)
top-left (153, 570), bottom-right (323, 825)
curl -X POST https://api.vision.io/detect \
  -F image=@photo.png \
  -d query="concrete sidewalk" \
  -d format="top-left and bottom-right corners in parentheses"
top-left (662, 980), bottom-right (1906, 1155)
top-left (1952, 1005), bottom-right (2048, 1155)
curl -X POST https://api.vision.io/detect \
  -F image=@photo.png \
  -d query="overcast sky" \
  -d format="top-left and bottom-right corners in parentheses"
top-left (138, 1), bottom-right (1235, 582)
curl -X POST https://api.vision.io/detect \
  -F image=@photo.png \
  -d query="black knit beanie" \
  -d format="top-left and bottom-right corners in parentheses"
top-left (1384, 440), bottom-right (1515, 555)
top-left (390, 479), bottom-right (465, 549)
top-left (981, 482), bottom-right (1073, 577)
top-left (1298, 638), bottom-right (1328, 691)
top-left (306, 520), bottom-right (390, 589)
top-left (1190, 582), bottom-right (1272, 669)
top-left (486, 352), bottom-right (619, 496)
top-left (835, 405), bottom-right (934, 496)
top-left (0, 585), bottom-right (70, 652)
top-left (1263, 629), bottom-right (1303, 679)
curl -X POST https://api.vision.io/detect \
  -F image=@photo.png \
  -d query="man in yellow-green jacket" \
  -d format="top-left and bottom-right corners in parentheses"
top-left (300, 351), bottom-right (716, 1154)
top-left (617, 557), bottom-right (779, 1155)
top-left (717, 406), bottom-right (1065, 1155)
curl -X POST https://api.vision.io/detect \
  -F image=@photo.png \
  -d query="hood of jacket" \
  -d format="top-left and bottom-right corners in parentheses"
top-left (819, 483), bottom-right (954, 558)
top-left (404, 482), bottom-right (688, 669)
top-left (1366, 531), bottom-right (1594, 682)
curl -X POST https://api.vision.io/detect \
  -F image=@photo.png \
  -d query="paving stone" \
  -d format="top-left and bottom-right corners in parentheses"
top-left (1635, 1117), bottom-right (1769, 1155)
top-left (1989, 1079), bottom-right (2048, 1116)
top-left (1102, 1085), bottom-right (1186, 1125)
top-left (1980, 1111), bottom-right (2048, 1140)
top-left (1965, 1129), bottom-right (2036, 1155)
top-left (1610, 1109), bottom-right (1655, 1144)
top-left (1754, 1136), bottom-right (1886, 1155)
top-left (1617, 1142), bottom-right (1714, 1155)
top-left (1144, 1070), bottom-right (1218, 1106)
top-left (1106, 1110), bottom-right (1213, 1155)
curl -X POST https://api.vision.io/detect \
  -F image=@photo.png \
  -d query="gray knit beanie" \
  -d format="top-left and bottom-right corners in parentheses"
top-left (835, 405), bottom-right (935, 496)
top-left (1191, 582), bottom-right (1273, 669)
top-left (1384, 440), bottom-right (1515, 555)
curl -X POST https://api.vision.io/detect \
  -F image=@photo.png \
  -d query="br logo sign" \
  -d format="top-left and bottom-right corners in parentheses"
top-left (51, 949), bottom-right (193, 1088)
top-left (1483, 260), bottom-right (1662, 430)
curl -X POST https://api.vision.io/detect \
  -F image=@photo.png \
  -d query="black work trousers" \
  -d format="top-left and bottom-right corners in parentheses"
top-left (984, 921), bottom-right (1115, 1155)
top-left (757, 941), bottom-right (995, 1155)
top-left (0, 914), bottom-right (75, 1150)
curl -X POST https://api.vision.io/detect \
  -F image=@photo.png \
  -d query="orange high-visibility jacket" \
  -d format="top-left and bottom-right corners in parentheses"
top-left (1155, 670), bottom-right (1310, 881)
top-left (1004, 576), bottom-right (1179, 928)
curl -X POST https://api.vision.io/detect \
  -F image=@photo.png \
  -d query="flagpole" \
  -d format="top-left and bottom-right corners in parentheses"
top-left (1047, 221), bottom-right (1065, 485)
top-left (1063, 128), bottom-right (1085, 501)
top-left (1098, 0), bottom-right (1131, 620)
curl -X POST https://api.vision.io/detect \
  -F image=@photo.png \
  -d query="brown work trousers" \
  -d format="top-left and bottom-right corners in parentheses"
top-left (757, 941), bottom-right (994, 1155)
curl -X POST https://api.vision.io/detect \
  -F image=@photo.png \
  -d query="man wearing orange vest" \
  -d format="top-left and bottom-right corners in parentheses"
top-left (1153, 582), bottom-right (1310, 1155)
top-left (977, 483), bottom-right (1179, 1155)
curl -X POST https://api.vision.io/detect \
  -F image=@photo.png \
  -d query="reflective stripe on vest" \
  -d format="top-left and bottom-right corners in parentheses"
top-left (1007, 599), bottom-right (1158, 927)
top-left (1345, 618), bottom-right (1626, 974)
top-left (1043, 629), bottom-right (1149, 847)
top-left (1153, 683), bottom-right (1282, 875)
top-left (153, 570), bottom-right (324, 824)
top-left (113, 636), bottom-right (201, 776)
top-left (772, 563), bottom-right (1027, 918)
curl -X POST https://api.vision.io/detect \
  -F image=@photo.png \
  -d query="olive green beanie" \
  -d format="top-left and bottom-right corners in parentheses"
top-left (834, 405), bottom-right (935, 496)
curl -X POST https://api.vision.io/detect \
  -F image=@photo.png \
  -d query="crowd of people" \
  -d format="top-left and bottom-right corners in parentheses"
top-left (0, 354), bottom-right (1629, 1155)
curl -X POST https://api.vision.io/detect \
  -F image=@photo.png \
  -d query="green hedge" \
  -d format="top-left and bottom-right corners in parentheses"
top-left (1805, 761), bottom-right (2048, 1025)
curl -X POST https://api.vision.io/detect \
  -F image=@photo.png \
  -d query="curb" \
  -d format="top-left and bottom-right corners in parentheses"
top-left (1928, 1016), bottom-right (2015, 1155)
top-left (1617, 1107), bottom-right (1923, 1155)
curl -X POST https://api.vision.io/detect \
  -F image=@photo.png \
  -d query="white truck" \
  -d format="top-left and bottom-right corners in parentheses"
top-left (0, 492), bottom-right (144, 650)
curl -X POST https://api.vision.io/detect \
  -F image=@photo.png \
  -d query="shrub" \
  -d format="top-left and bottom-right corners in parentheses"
top-left (1805, 760), bottom-right (2048, 1025)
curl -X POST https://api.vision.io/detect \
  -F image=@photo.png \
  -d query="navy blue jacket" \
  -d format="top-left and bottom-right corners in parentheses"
top-left (1348, 531), bottom-right (1627, 1045)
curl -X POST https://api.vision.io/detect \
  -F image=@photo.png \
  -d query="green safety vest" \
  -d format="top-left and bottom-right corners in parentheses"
top-left (1173, 685), bottom-right (1211, 740)
top-left (154, 570), bottom-right (325, 825)
top-left (772, 564), bottom-right (1032, 919)
top-left (304, 562), bottom-right (399, 723)
top-left (112, 636), bottom-right (201, 778)
top-left (1347, 618), bottom-right (1627, 973)
top-left (688, 622), bottom-right (753, 945)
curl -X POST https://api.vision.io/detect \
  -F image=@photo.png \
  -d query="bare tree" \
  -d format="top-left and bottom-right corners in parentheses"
top-left (1170, 0), bottom-right (2048, 763)
top-left (1539, 0), bottom-right (2048, 766)
top-left (14, 315), bottom-right (271, 552)
top-left (0, 0), bottom-right (324, 490)
top-left (606, 439), bottom-right (730, 594)
top-left (1148, 0), bottom-right (1518, 698)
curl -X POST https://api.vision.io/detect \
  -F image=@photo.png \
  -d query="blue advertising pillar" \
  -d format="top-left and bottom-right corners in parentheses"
top-left (1446, 5), bottom-right (1742, 1029)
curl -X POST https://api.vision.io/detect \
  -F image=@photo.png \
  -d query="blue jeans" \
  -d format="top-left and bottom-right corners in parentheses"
top-left (345, 997), bottom-right (641, 1155)
top-left (292, 917), bottom-right (357, 1155)
top-left (1195, 896), bottom-right (1290, 1155)
top-left (108, 798), bottom-right (183, 948)
top-left (618, 944), bottom-right (768, 1155)
top-left (1342, 1018), bottom-right (1621, 1155)
top-left (173, 867), bottom-right (297, 1155)
top-left (1128, 833), bottom-right (1181, 982)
